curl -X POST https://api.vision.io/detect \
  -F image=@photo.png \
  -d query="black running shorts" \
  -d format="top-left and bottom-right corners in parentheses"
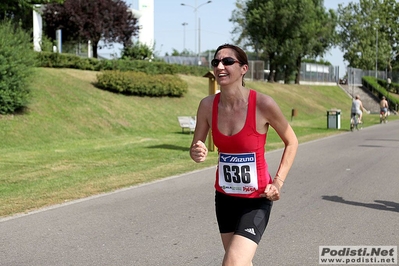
top-left (215, 191), bottom-right (273, 244)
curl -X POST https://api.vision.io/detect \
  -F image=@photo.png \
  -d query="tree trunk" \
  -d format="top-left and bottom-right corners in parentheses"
top-left (93, 42), bottom-right (98, 58)
top-left (284, 67), bottom-right (290, 84)
top-left (295, 56), bottom-right (301, 84)
top-left (267, 53), bottom-right (275, 83)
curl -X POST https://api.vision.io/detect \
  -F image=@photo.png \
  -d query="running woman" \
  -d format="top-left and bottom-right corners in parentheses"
top-left (190, 44), bottom-right (298, 266)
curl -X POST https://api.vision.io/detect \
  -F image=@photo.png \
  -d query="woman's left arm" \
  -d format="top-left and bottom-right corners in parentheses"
top-left (258, 95), bottom-right (298, 199)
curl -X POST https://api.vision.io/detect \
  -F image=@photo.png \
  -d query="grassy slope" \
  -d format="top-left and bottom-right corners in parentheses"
top-left (0, 68), bottom-right (394, 217)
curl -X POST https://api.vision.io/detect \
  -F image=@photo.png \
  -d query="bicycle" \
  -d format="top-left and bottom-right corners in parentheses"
top-left (380, 110), bottom-right (388, 124)
top-left (350, 112), bottom-right (363, 131)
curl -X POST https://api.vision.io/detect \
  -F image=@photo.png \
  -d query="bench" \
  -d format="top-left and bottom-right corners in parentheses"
top-left (177, 116), bottom-right (196, 133)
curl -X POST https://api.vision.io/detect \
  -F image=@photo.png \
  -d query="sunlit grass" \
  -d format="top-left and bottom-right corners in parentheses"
top-left (0, 68), bottom-right (397, 217)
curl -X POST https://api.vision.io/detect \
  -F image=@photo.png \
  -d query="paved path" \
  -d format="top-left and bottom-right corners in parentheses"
top-left (1, 121), bottom-right (398, 266)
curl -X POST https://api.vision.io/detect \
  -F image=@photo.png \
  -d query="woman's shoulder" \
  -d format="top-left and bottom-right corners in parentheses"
top-left (252, 90), bottom-right (275, 106)
top-left (199, 93), bottom-right (217, 107)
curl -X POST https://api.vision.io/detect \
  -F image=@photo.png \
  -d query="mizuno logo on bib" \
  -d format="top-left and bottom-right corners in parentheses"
top-left (218, 152), bottom-right (258, 194)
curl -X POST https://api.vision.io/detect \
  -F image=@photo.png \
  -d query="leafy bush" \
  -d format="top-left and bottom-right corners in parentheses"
top-left (39, 34), bottom-right (57, 53)
top-left (96, 70), bottom-right (188, 97)
top-left (0, 20), bottom-right (37, 114)
top-left (121, 41), bottom-right (153, 60)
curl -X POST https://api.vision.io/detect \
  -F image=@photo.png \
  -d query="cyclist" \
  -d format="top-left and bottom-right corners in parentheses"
top-left (380, 96), bottom-right (389, 123)
top-left (351, 95), bottom-right (367, 124)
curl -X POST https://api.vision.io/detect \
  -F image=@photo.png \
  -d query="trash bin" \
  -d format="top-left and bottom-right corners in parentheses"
top-left (327, 109), bottom-right (341, 129)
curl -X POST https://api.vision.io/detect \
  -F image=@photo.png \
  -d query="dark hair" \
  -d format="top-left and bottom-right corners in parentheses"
top-left (214, 44), bottom-right (248, 65)
top-left (213, 44), bottom-right (248, 86)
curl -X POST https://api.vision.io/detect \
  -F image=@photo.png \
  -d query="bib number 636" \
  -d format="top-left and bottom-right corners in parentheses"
top-left (223, 165), bottom-right (251, 183)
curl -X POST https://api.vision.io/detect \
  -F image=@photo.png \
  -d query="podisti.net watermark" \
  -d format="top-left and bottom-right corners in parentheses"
top-left (319, 246), bottom-right (397, 264)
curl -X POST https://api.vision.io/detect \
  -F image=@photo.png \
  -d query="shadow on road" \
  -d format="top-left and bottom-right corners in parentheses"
top-left (365, 138), bottom-right (399, 142)
top-left (322, 195), bottom-right (399, 213)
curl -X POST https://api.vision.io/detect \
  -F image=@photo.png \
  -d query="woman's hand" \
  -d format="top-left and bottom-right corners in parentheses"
top-left (260, 180), bottom-right (282, 201)
top-left (190, 140), bottom-right (208, 163)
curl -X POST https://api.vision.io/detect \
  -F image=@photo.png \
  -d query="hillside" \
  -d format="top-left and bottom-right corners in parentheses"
top-left (0, 68), bottom-right (382, 217)
top-left (1, 68), bottom-right (354, 147)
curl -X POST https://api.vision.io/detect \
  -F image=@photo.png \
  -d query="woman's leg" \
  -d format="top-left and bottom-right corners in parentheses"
top-left (221, 232), bottom-right (234, 251)
top-left (221, 233), bottom-right (257, 266)
top-left (215, 192), bottom-right (272, 266)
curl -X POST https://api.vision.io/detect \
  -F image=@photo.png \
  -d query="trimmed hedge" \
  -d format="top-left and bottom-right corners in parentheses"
top-left (36, 52), bottom-right (104, 71)
top-left (362, 76), bottom-right (399, 108)
top-left (96, 70), bottom-right (188, 97)
top-left (36, 52), bottom-right (208, 77)
top-left (376, 77), bottom-right (399, 94)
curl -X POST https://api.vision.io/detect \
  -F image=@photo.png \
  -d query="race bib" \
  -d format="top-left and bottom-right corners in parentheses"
top-left (218, 152), bottom-right (258, 194)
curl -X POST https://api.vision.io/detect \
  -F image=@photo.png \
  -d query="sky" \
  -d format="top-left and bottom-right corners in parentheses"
top-left (107, 0), bottom-right (358, 78)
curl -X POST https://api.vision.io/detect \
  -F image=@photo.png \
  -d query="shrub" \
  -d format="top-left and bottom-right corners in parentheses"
top-left (39, 34), bottom-right (56, 53)
top-left (96, 70), bottom-right (188, 97)
top-left (121, 41), bottom-right (153, 60)
top-left (0, 20), bottom-right (37, 114)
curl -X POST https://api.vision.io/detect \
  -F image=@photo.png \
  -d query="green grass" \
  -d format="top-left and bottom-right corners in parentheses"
top-left (1, 68), bottom-right (397, 218)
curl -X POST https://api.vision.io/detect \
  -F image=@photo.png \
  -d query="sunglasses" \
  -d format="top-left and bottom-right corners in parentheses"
top-left (211, 57), bottom-right (241, 67)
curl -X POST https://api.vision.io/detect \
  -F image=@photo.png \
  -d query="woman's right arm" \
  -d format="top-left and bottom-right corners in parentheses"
top-left (190, 97), bottom-right (213, 163)
top-left (360, 101), bottom-right (369, 113)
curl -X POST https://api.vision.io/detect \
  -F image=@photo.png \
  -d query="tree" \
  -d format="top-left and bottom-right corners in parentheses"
top-left (230, 0), bottom-right (251, 49)
top-left (230, 0), bottom-right (337, 83)
top-left (171, 49), bottom-right (181, 56)
top-left (0, 0), bottom-right (64, 31)
top-left (288, 0), bottom-right (337, 84)
top-left (42, 0), bottom-right (139, 58)
top-left (337, 0), bottom-right (399, 72)
top-left (169, 48), bottom-right (195, 56)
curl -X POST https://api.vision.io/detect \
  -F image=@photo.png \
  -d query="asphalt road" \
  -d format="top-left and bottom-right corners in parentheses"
top-left (1, 120), bottom-right (398, 266)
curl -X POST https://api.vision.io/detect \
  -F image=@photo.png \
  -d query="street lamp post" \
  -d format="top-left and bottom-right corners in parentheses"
top-left (376, 27), bottom-right (378, 78)
top-left (351, 69), bottom-right (354, 98)
top-left (181, 1), bottom-right (212, 57)
top-left (182, 22), bottom-right (188, 51)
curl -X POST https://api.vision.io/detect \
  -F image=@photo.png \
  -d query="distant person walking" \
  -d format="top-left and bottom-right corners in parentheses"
top-left (190, 44), bottom-right (298, 266)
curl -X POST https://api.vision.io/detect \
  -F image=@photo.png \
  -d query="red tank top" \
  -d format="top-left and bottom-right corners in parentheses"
top-left (212, 90), bottom-right (272, 198)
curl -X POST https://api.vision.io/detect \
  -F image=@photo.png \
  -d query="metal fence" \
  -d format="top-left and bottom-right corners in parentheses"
top-left (161, 56), bottom-right (266, 81)
top-left (347, 67), bottom-right (388, 86)
top-left (342, 67), bottom-right (399, 87)
top-left (162, 56), bottom-right (204, 66)
top-left (162, 52), bottom-right (214, 68)
top-left (247, 60), bottom-right (265, 81)
top-left (161, 56), bottom-right (342, 83)
top-left (299, 63), bottom-right (339, 84)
